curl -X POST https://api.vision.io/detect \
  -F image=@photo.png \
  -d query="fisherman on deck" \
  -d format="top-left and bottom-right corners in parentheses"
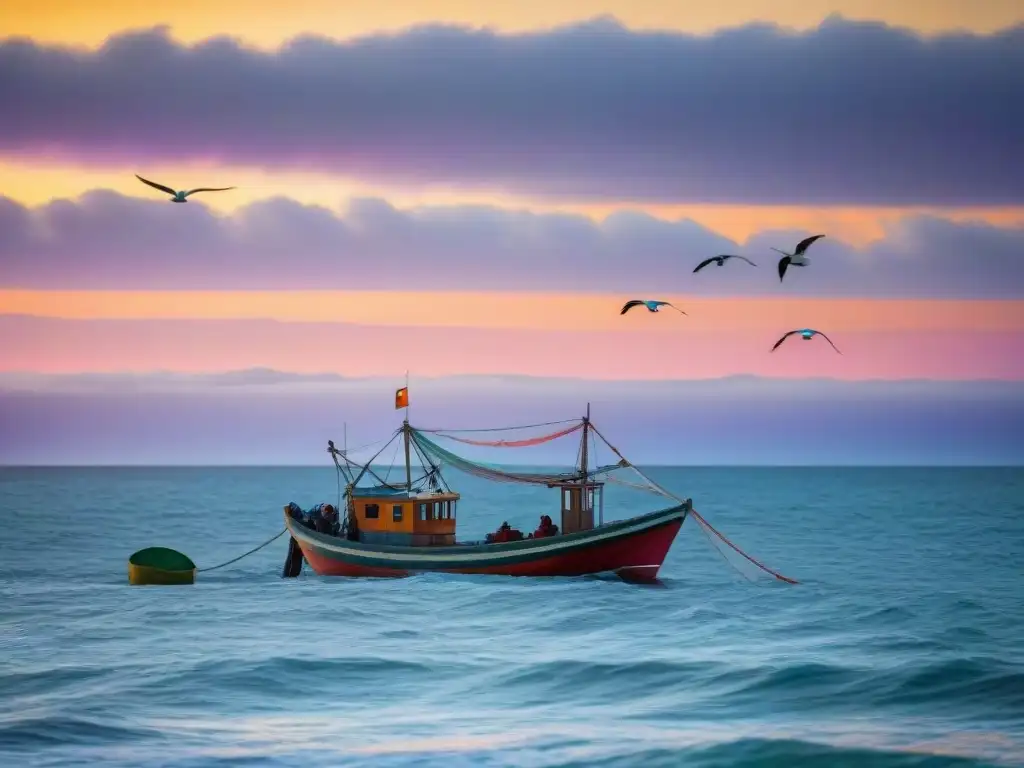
top-left (532, 514), bottom-right (559, 539)
top-left (315, 504), bottom-right (339, 535)
top-left (488, 521), bottom-right (523, 543)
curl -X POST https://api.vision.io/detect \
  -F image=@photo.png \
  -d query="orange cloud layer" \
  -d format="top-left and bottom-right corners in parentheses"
top-left (4, 291), bottom-right (1024, 333)
top-left (2, 315), bottom-right (1022, 380)
top-left (5, 0), bottom-right (1020, 49)
top-left (3, 161), bottom-right (1023, 246)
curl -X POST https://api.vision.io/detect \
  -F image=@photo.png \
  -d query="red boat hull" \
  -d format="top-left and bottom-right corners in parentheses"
top-left (285, 503), bottom-right (687, 582)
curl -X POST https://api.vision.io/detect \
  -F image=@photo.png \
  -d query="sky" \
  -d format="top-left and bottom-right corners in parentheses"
top-left (1, 1), bottom-right (1022, 464)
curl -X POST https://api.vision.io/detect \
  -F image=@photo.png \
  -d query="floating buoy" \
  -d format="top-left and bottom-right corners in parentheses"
top-left (128, 547), bottom-right (197, 585)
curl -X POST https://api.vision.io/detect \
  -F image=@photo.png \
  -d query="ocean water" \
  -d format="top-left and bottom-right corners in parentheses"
top-left (1, 466), bottom-right (1023, 767)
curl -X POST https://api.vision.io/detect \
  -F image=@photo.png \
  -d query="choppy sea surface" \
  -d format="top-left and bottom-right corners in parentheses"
top-left (1, 466), bottom-right (1023, 767)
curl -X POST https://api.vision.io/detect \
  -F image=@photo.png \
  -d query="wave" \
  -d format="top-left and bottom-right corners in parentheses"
top-left (452, 655), bottom-right (1024, 721)
top-left (545, 739), bottom-right (1009, 768)
top-left (0, 716), bottom-right (161, 751)
top-left (152, 655), bottom-right (457, 700)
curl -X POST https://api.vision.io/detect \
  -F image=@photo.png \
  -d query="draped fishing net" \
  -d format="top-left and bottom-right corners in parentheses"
top-left (411, 425), bottom-right (591, 485)
top-left (408, 418), bottom-right (798, 584)
top-left (418, 421), bottom-right (583, 448)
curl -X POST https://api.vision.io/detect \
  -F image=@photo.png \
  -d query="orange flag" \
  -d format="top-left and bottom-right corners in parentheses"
top-left (395, 387), bottom-right (409, 410)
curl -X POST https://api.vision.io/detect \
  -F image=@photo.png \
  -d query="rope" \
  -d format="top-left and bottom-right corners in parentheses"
top-left (382, 435), bottom-right (403, 484)
top-left (340, 435), bottom-right (394, 455)
top-left (197, 529), bottom-right (288, 573)
top-left (414, 418), bottom-right (581, 434)
top-left (689, 510), bottom-right (799, 585)
top-left (430, 422), bottom-right (583, 448)
top-left (587, 423), bottom-right (799, 585)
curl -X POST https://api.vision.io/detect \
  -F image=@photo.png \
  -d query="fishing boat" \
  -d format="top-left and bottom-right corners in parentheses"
top-left (282, 398), bottom-right (691, 582)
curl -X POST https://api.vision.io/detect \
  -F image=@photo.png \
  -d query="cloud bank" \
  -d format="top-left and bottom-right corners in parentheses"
top-left (2, 17), bottom-right (1022, 205)
top-left (2, 192), bottom-right (1024, 296)
top-left (1, 371), bottom-right (1021, 465)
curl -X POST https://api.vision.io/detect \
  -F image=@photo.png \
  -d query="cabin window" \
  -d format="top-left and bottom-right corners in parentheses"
top-left (451, 501), bottom-right (457, 519)
top-left (441, 501), bottom-right (449, 519)
top-left (392, 504), bottom-right (403, 522)
top-left (418, 502), bottom-right (427, 521)
top-left (365, 503), bottom-right (379, 519)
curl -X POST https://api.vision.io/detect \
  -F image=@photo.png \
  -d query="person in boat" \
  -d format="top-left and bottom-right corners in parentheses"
top-left (315, 504), bottom-right (338, 535)
top-left (533, 514), bottom-right (559, 539)
top-left (488, 520), bottom-right (524, 543)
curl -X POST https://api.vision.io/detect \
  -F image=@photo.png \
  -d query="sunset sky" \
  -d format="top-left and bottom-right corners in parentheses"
top-left (1, 1), bottom-right (1022, 463)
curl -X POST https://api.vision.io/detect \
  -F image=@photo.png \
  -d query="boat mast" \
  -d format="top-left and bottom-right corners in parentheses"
top-left (580, 402), bottom-right (590, 480)
top-left (403, 420), bottom-right (413, 492)
top-left (579, 403), bottom-right (592, 523)
top-left (403, 370), bottom-right (412, 491)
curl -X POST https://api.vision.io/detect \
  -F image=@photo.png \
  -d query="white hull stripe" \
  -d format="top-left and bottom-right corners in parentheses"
top-left (288, 508), bottom-right (685, 565)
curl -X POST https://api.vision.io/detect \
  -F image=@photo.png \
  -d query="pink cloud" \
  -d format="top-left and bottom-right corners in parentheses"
top-left (2, 315), bottom-right (1022, 380)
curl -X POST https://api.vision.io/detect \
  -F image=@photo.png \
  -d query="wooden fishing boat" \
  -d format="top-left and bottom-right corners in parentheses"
top-left (283, 400), bottom-right (691, 582)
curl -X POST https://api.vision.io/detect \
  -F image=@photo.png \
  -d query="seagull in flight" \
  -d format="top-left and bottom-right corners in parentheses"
top-left (774, 234), bottom-right (825, 282)
top-left (135, 174), bottom-right (236, 203)
top-left (771, 328), bottom-right (842, 354)
top-left (693, 254), bottom-right (758, 273)
top-left (620, 300), bottom-right (687, 315)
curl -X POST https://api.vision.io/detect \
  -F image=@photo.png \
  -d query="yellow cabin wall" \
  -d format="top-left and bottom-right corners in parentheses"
top-left (352, 499), bottom-right (414, 533)
top-left (351, 494), bottom-right (460, 536)
top-left (412, 497), bottom-right (458, 536)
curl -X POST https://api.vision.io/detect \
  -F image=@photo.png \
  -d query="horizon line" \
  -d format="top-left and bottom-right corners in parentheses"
top-left (4, 463), bottom-right (1021, 469)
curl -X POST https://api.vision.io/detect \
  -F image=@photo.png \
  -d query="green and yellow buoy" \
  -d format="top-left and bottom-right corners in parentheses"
top-left (128, 547), bottom-right (197, 585)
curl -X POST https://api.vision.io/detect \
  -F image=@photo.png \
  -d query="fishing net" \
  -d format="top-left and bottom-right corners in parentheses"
top-left (420, 422), bottom-right (583, 448)
top-left (586, 422), bottom-right (798, 584)
top-left (411, 428), bottom-right (585, 485)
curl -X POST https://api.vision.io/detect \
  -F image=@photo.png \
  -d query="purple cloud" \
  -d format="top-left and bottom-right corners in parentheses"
top-left (1, 17), bottom-right (1022, 205)
top-left (1, 371), bottom-right (1022, 465)
top-left (1, 191), bottom-right (1023, 297)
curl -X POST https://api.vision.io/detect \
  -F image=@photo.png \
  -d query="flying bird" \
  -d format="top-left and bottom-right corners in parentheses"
top-left (774, 234), bottom-right (825, 282)
top-left (620, 300), bottom-right (687, 315)
top-left (693, 254), bottom-right (758, 273)
top-left (771, 328), bottom-right (842, 354)
top-left (135, 174), bottom-right (235, 203)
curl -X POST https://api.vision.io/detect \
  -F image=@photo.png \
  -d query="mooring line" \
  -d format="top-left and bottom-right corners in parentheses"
top-left (197, 529), bottom-right (288, 573)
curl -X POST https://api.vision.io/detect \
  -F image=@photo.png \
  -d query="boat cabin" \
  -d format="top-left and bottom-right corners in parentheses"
top-left (546, 480), bottom-right (605, 534)
top-left (347, 485), bottom-right (460, 547)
